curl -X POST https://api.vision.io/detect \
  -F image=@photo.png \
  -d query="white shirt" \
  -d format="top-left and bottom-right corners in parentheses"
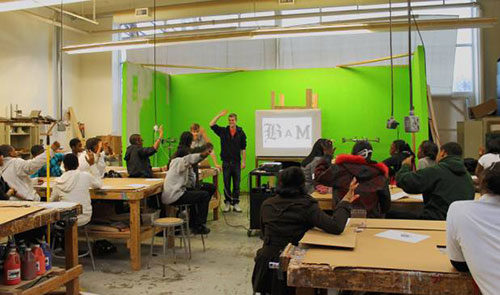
top-left (51, 170), bottom-right (102, 226)
top-left (0, 151), bottom-right (50, 201)
top-left (78, 151), bottom-right (106, 178)
top-left (446, 194), bottom-right (500, 295)
top-left (478, 153), bottom-right (500, 169)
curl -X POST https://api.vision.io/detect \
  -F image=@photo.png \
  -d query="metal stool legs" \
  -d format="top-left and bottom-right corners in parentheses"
top-left (83, 227), bottom-right (96, 271)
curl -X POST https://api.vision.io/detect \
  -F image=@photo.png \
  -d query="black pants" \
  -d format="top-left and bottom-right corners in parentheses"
top-left (172, 189), bottom-right (212, 228)
top-left (222, 161), bottom-right (241, 205)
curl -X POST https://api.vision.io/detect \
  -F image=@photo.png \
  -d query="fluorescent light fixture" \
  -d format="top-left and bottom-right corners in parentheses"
top-left (0, 0), bottom-right (89, 13)
top-left (64, 39), bottom-right (152, 54)
top-left (252, 28), bottom-right (371, 39)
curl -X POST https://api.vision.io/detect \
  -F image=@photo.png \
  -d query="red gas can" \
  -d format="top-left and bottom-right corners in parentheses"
top-left (3, 249), bottom-right (21, 285)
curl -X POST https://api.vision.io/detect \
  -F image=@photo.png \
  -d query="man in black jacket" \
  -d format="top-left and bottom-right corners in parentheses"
top-left (124, 126), bottom-right (163, 178)
top-left (210, 110), bottom-right (247, 213)
top-left (389, 142), bottom-right (475, 220)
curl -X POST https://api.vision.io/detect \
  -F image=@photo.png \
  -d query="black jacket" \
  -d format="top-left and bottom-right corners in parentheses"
top-left (124, 145), bottom-right (157, 178)
top-left (210, 124), bottom-right (246, 163)
top-left (396, 155), bottom-right (475, 220)
top-left (252, 189), bottom-right (351, 294)
top-left (383, 152), bottom-right (412, 177)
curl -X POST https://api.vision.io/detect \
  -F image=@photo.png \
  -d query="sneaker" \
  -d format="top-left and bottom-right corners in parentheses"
top-left (192, 225), bottom-right (211, 235)
top-left (223, 202), bottom-right (232, 213)
top-left (233, 204), bottom-right (243, 213)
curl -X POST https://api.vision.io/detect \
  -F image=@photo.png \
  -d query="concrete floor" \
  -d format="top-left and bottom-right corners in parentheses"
top-left (73, 194), bottom-right (262, 295)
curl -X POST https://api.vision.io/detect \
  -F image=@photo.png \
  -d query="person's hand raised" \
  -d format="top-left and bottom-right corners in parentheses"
top-left (341, 178), bottom-right (360, 203)
top-left (402, 156), bottom-right (413, 167)
top-left (159, 125), bottom-right (164, 138)
top-left (86, 150), bottom-right (95, 166)
top-left (219, 110), bottom-right (228, 117)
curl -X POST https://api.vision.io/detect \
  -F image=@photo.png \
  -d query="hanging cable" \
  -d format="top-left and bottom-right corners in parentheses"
top-left (60, 0), bottom-right (63, 121)
top-left (153, 0), bottom-right (158, 125)
top-left (389, 0), bottom-right (394, 118)
top-left (408, 0), bottom-right (414, 112)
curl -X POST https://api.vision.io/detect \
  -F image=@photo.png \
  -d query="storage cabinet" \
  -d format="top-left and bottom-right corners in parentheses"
top-left (457, 117), bottom-right (500, 159)
top-left (0, 123), bottom-right (40, 159)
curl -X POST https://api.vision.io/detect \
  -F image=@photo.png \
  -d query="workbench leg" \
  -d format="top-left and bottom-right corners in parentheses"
top-left (65, 221), bottom-right (79, 295)
top-left (130, 200), bottom-right (141, 271)
top-left (213, 175), bottom-right (220, 221)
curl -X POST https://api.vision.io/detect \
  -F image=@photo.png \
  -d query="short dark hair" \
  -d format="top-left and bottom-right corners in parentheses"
top-left (279, 166), bottom-right (305, 189)
top-left (420, 140), bottom-right (438, 161)
top-left (352, 140), bottom-right (373, 160)
top-left (440, 142), bottom-right (463, 157)
top-left (0, 145), bottom-right (13, 157)
top-left (63, 153), bottom-right (79, 170)
top-left (481, 162), bottom-right (500, 194)
top-left (69, 138), bottom-right (81, 149)
top-left (85, 137), bottom-right (100, 152)
top-left (228, 113), bottom-right (237, 120)
top-left (392, 140), bottom-right (407, 153)
top-left (486, 137), bottom-right (500, 154)
top-left (31, 145), bottom-right (45, 157)
top-left (179, 132), bottom-right (194, 148)
top-left (129, 134), bottom-right (142, 145)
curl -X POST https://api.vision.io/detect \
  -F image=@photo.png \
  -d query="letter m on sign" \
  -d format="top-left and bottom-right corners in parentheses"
top-left (296, 125), bottom-right (310, 140)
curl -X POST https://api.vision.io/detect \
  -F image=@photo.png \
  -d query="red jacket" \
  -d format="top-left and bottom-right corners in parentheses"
top-left (315, 154), bottom-right (391, 218)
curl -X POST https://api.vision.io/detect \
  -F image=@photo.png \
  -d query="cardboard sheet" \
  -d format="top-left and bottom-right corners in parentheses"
top-left (390, 187), bottom-right (424, 203)
top-left (300, 227), bottom-right (357, 249)
top-left (310, 191), bottom-right (332, 201)
top-left (303, 229), bottom-right (454, 273)
top-left (350, 218), bottom-right (446, 231)
top-left (0, 206), bottom-right (45, 226)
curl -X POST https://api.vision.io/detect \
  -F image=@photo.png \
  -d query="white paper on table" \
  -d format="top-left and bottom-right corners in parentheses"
top-left (99, 186), bottom-right (113, 190)
top-left (38, 201), bottom-right (78, 209)
top-left (408, 194), bottom-right (424, 201)
top-left (145, 178), bottom-right (163, 181)
top-left (390, 191), bottom-right (408, 201)
top-left (127, 184), bottom-right (147, 188)
top-left (375, 230), bottom-right (430, 244)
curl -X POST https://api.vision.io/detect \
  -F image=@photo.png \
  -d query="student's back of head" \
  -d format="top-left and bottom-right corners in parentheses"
top-left (419, 140), bottom-right (438, 161)
top-left (63, 154), bottom-right (79, 171)
top-left (352, 141), bottom-right (373, 161)
top-left (0, 145), bottom-right (14, 158)
top-left (277, 166), bottom-right (306, 197)
top-left (129, 134), bottom-right (142, 145)
top-left (481, 162), bottom-right (500, 195)
top-left (31, 145), bottom-right (44, 158)
top-left (485, 137), bottom-right (500, 154)
top-left (441, 142), bottom-right (463, 157)
top-left (178, 132), bottom-right (193, 148)
top-left (301, 138), bottom-right (332, 167)
top-left (85, 137), bottom-right (100, 153)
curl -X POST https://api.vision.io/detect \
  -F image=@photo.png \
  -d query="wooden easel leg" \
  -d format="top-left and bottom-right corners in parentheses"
top-left (212, 175), bottom-right (220, 221)
top-left (65, 221), bottom-right (79, 295)
top-left (296, 287), bottom-right (315, 295)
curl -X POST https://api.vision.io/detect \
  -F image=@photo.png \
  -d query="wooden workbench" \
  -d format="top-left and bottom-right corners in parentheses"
top-left (105, 166), bottom-right (221, 221)
top-left (36, 178), bottom-right (163, 271)
top-left (0, 201), bottom-right (82, 295)
top-left (281, 223), bottom-right (475, 294)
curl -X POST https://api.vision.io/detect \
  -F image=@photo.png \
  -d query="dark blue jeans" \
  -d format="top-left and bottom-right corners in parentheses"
top-left (222, 161), bottom-right (241, 205)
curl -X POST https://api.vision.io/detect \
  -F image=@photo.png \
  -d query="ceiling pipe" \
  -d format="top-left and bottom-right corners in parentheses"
top-left (63, 17), bottom-right (496, 54)
top-left (45, 2), bottom-right (99, 25)
top-left (19, 10), bottom-right (89, 34)
top-left (95, 2), bottom-right (477, 35)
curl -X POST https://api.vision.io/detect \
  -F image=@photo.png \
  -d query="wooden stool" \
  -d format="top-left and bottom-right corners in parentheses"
top-left (148, 217), bottom-right (190, 276)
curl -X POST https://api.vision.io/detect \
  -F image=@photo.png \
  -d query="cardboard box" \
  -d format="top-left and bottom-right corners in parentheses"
top-left (469, 99), bottom-right (499, 119)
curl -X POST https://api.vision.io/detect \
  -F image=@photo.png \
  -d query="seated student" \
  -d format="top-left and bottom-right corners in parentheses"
top-left (124, 125), bottom-right (164, 178)
top-left (447, 162), bottom-right (500, 295)
top-left (69, 138), bottom-right (84, 157)
top-left (51, 154), bottom-right (102, 226)
top-left (301, 138), bottom-right (334, 194)
top-left (30, 143), bottom-right (64, 177)
top-left (390, 142), bottom-right (475, 220)
top-left (417, 140), bottom-right (438, 170)
top-left (78, 137), bottom-right (106, 178)
top-left (383, 139), bottom-right (414, 177)
top-left (190, 123), bottom-right (220, 169)
top-left (315, 141), bottom-right (391, 218)
top-left (0, 154), bottom-right (17, 200)
top-left (252, 167), bottom-right (358, 295)
top-left (176, 131), bottom-right (217, 199)
top-left (162, 144), bottom-right (214, 235)
top-left (0, 144), bottom-right (50, 201)
top-left (476, 137), bottom-right (500, 182)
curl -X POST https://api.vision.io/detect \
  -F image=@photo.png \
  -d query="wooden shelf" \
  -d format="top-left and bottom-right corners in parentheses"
top-left (10, 134), bottom-right (30, 136)
top-left (0, 265), bottom-right (82, 295)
